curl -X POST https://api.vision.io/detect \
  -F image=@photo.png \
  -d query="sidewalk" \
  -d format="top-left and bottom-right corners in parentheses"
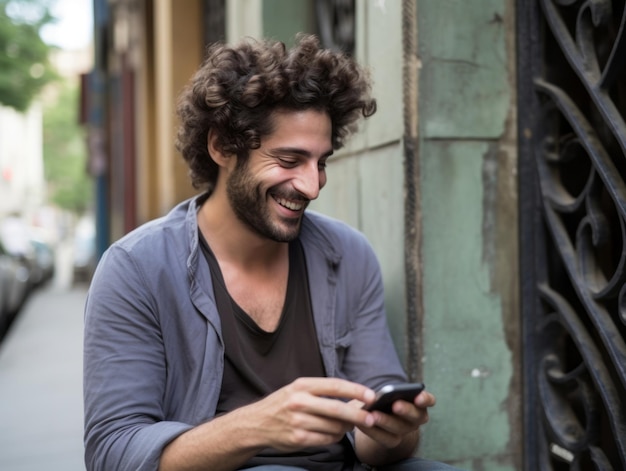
top-left (0, 281), bottom-right (87, 471)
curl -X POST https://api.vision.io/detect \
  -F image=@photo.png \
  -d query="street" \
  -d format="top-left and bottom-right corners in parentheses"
top-left (0, 265), bottom-right (87, 470)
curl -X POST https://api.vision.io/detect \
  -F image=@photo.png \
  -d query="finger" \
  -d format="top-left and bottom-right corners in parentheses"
top-left (391, 400), bottom-right (431, 430)
top-left (415, 390), bottom-right (436, 408)
top-left (391, 400), bottom-right (424, 421)
top-left (291, 377), bottom-right (375, 403)
top-left (356, 422), bottom-right (404, 449)
top-left (372, 407), bottom-right (423, 435)
top-left (277, 428), bottom-right (347, 451)
top-left (292, 393), bottom-right (376, 428)
top-left (272, 421), bottom-right (350, 452)
top-left (288, 410), bottom-right (355, 435)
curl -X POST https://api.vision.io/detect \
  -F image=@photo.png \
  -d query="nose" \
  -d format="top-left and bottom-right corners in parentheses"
top-left (293, 161), bottom-right (325, 200)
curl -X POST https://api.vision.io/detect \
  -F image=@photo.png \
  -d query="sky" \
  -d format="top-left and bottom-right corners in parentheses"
top-left (40, 0), bottom-right (93, 50)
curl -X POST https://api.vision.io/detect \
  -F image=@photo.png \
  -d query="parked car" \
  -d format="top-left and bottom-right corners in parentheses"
top-left (29, 237), bottom-right (55, 287)
top-left (0, 238), bottom-right (31, 336)
top-left (0, 216), bottom-right (57, 291)
top-left (73, 216), bottom-right (96, 284)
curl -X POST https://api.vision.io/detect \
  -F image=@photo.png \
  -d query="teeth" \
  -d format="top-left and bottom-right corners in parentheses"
top-left (276, 197), bottom-right (303, 211)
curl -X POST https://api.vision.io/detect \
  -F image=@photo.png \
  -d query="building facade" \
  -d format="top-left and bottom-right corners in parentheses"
top-left (0, 103), bottom-right (45, 219)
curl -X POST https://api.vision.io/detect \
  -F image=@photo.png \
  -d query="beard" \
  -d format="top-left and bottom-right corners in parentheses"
top-left (226, 159), bottom-right (306, 242)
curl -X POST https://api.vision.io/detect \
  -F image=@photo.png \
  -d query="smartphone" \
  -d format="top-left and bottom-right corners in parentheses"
top-left (363, 382), bottom-right (425, 414)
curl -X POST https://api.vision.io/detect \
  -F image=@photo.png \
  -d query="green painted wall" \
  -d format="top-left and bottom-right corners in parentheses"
top-left (417, 1), bottom-right (520, 469)
top-left (262, 0), bottom-right (315, 44)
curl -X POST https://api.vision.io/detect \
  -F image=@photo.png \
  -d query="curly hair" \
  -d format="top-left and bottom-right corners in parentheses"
top-left (175, 33), bottom-right (377, 191)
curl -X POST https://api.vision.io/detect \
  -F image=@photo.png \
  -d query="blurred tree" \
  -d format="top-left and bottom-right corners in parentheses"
top-left (0, 0), bottom-right (57, 111)
top-left (43, 80), bottom-right (92, 214)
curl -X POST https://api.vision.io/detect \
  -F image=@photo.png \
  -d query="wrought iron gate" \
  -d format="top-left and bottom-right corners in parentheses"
top-left (518, 0), bottom-right (626, 469)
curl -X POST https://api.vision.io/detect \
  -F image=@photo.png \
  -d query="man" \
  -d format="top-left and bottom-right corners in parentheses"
top-left (83, 34), bottom-right (460, 471)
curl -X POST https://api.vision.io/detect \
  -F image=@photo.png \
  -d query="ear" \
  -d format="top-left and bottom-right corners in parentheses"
top-left (207, 129), bottom-right (233, 169)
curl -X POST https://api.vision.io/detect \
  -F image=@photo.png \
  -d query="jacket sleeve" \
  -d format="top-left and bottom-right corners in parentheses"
top-left (339, 229), bottom-right (408, 390)
top-left (83, 245), bottom-right (193, 471)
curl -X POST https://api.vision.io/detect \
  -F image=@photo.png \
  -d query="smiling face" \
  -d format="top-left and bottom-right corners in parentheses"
top-left (226, 108), bottom-right (333, 242)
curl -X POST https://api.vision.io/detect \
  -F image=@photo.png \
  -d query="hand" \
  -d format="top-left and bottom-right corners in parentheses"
top-left (159, 378), bottom-right (376, 471)
top-left (245, 377), bottom-right (376, 452)
top-left (354, 390), bottom-right (436, 464)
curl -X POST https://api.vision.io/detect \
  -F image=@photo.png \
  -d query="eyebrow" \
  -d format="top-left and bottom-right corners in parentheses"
top-left (268, 147), bottom-right (334, 159)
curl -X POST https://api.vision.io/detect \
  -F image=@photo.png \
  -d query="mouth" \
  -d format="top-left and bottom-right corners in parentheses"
top-left (273, 195), bottom-right (307, 212)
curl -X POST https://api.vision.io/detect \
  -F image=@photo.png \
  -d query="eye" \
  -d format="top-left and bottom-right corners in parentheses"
top-left (318, 160), bottom-right (328, 170)
top-left (278, 157), bottom-right (298, 167)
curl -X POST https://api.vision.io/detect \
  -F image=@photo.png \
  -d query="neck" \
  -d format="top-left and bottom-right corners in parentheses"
top-left (197, 192), bottom-right (287, 269)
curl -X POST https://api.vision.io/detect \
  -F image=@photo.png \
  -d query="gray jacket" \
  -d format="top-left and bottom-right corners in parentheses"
top-left (83, 195), bottom-right (407, 471)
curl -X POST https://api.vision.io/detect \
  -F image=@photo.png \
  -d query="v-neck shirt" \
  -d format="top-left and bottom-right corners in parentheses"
top-left (199, 233), bottom-right (353, 470)
top-left (199, 234), bottom-right (326, 413)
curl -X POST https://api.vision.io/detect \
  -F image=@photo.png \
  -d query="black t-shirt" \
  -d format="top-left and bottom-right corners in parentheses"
top-left (200, 234), bottom-right (355, 470)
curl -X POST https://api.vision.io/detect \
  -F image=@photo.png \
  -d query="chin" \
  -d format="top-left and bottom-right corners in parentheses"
top-left (270, 215), bottom-right (302, 239)
top-left (271, 224), bottom-right (302, 242)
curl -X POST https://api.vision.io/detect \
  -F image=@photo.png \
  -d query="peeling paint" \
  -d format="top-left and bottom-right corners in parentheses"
top-left (471, 367), bottom-right (492, 379)
top-left (477, 0), bottom-right (522, 467)
top-left (417, 0), bottom-right (521, 467)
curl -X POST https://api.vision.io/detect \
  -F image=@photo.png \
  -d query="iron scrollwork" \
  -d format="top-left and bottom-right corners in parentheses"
top-left (530, 0), bottom-right (626, 469)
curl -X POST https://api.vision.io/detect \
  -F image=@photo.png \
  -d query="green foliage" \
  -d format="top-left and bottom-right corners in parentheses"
top-left (0, 0), bottom-right (58, 111)
top-left (43, 80), bottom-right (93, 214)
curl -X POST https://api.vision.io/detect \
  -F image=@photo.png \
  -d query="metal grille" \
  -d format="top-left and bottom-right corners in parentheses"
top-left (519, 0), bottom-right (626, 469)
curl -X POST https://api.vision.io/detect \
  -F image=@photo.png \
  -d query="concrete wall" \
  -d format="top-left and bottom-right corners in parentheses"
top-left (416, 1), bottom-right (520, 469)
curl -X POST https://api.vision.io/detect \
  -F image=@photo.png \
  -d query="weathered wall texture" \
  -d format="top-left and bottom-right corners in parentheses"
top-left (417, 1), bottom-right (520, 469)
